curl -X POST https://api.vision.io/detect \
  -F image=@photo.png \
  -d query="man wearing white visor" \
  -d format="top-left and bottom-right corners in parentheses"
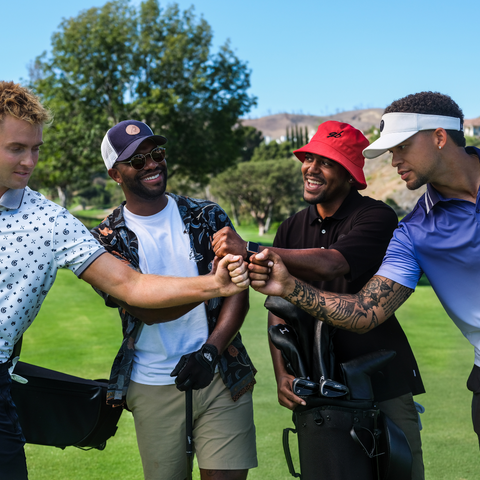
top-left (248, 91), bottom-right (480, 450)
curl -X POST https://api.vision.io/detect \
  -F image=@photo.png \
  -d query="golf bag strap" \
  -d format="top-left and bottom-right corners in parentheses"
top-left (282, 427), bottom-right (301, 478)
top-left (350, 425), bottom-right (377, 458)
top-left (350, 419), bottom-right (382, 480)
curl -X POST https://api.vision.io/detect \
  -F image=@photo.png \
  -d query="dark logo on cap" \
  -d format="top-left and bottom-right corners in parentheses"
top-left (126, 125), bottom-right (141, 135)
top-left (327, 131), bottom-right (344, 138)
top-left (380, 120), bottom-right (384, 132)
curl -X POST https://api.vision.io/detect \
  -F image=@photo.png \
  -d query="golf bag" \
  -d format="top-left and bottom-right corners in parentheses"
top-left (10, 361), bottom-right (123, 450)
top-left (266, 296), bottom-right (412, 480)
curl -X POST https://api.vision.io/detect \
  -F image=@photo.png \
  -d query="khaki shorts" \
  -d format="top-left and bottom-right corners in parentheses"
top-left (126, 372), bottom-right (257, 480)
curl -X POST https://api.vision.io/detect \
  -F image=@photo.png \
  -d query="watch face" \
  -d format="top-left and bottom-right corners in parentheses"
top-left (247, 242), bottom-right (259, 253)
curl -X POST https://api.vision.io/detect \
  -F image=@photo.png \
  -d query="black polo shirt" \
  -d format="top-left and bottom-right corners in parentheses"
top-left (274, 189), bottom-right (425, 401)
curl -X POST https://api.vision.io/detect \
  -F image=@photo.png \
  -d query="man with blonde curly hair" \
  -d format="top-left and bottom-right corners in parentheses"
top-left (0, 81), bottom-right (249, 479)
top-left (0, 81), bottom-right (52, 195)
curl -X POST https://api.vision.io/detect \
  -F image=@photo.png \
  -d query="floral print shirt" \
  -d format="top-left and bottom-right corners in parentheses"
top-left (91, 193), bottom-right (256, 405)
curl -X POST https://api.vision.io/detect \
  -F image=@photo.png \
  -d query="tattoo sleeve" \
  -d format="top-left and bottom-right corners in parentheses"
top-left (284, 276), bottom-right (413, 332)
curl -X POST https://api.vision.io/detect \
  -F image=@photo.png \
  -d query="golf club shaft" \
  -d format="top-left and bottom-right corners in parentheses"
top-left (186, 388), bottom-right (193, 480)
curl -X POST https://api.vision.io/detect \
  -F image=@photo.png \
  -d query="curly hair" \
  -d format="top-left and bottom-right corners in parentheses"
top-left (384, 92), bottom-right (465, 146)
top-left (0, 81), bottom-right (52, 126)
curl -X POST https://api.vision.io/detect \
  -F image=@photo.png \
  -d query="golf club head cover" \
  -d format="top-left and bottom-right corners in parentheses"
top-left (268, 324), bottom-right (308, 378)
top-left (170, 343), bottom-right (219, 391)
top-left (340, 349), bottom-right (396, 400)
top-left (264, 296), bottom-right (315, 376)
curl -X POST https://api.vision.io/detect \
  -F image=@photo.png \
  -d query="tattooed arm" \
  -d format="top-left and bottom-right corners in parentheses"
top-left (249, 249), bottom-right (413, 333)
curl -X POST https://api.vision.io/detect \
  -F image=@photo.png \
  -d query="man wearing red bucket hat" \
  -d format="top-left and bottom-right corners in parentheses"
top-left (213, 120), bottom-right (425, 479)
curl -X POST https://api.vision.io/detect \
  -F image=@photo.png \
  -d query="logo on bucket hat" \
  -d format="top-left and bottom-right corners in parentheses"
top-left (327, 131), bottom-right (344, 138)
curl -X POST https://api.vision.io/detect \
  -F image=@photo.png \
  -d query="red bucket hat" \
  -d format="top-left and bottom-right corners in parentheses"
top-left (293, 121), bottom-right (369, 190)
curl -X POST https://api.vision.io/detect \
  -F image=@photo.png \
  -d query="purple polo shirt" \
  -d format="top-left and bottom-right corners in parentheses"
top-left (377, 147), bottom-right (480, 365)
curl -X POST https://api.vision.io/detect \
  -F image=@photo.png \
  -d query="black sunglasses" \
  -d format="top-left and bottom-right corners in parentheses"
top-left (117, 146), bottom-right (166, 170)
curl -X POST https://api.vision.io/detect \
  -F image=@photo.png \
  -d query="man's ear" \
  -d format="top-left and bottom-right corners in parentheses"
top-left (433, 128), bottom-right (448, 150)
top-left (108, 167), bottom-right (121, 183)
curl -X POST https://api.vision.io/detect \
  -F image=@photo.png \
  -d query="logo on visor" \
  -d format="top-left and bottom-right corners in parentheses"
top-left (380, 120), bottom-right (385, 132)
top-left (126, 125), bottom-right (141, 135)
top-left (327, 131), bottom-right (344, 138)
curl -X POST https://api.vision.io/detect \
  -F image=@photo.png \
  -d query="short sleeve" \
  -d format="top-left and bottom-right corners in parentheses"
top-left (376, 222), bottom-right (423, 289)
top-left (211, 203), bottom-right (234, 232)
top-left (53, 211), bottom-right (105, 276)
top-left (331, 202), bottom-right (398, 282)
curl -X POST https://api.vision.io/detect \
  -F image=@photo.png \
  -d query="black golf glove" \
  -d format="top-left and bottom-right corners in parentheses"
top-left (170, 343), bottom-right (220, 391)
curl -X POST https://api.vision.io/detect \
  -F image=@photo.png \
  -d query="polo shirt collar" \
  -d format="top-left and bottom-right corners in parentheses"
top-left (425, 146), bottom-right (480, 214)
top-left (425, 184), bottom-right (440, 214)
top-left (308, 188), bottom-right (360, 225)
top-left (0, 188), bottom-right (25, 210)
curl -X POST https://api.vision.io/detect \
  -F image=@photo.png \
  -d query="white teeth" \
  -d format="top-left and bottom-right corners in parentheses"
top-left (144, 173), bottom-right (160, 181)
top-left (307, 179), bottom-right (322, 185)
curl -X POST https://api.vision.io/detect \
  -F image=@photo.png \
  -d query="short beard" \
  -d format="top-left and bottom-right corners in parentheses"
top-left (123, 168), bottom-right (168, 200)
top-left (303, 190), bottom-right (325, 205)
top-left (405, 173), bottom-right (428, 191)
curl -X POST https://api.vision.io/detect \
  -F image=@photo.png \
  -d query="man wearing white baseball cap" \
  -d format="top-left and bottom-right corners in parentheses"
top-left (249, 91), bottom-right (480, 449)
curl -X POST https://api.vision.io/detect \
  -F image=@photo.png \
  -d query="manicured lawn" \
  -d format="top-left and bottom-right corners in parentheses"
top-left (19, 271), bottom-right (479, 479)
top-left (235, 224), bottom-right (276, 246)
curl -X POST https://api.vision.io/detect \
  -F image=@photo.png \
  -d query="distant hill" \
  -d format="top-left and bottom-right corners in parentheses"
top-left (240, 109), bottom-right (425, 214)
top-left (241, 109), bottom-right (384, 141)
top-left (241, 109), bottom-right (480, 215)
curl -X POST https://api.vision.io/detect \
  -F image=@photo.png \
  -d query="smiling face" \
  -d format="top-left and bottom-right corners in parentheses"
top-left (389, 131), bottom-right (441, 190)
top-left (301, 153), bottom-right (352, 212)
top-left (108, 139), bottom-right (168, 215)
top-left (0, 115), bottom-right (43, 197)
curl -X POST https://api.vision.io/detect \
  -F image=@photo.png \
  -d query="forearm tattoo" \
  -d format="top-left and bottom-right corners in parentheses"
top-left (284, 276), bottom-right (413, 332)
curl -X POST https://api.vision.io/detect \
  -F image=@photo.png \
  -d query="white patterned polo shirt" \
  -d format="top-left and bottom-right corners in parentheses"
top-left (0, 187), bottom-right (105, 363)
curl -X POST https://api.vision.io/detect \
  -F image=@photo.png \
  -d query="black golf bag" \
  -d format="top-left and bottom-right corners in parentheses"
top-left (10, 361), bottom-right (123, 450)
top-left (266, 296), bottom-right (412, 480)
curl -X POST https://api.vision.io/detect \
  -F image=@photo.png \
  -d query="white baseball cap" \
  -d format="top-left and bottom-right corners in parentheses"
top-left (363, 112), bottom-right (463, 159)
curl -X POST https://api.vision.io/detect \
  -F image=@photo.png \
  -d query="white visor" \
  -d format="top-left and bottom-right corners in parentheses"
top-left (363, 113), bottom-right (463, 159)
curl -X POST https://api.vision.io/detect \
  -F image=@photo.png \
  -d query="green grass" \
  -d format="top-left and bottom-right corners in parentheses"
top-left (71, 209), bottom-right (113, 230)
top-left (234, 224), bottom-right (276, 246)
top-left (19, 272), bottom-right (479, 479)
top-left (394, 287), bottom-right (479, 479)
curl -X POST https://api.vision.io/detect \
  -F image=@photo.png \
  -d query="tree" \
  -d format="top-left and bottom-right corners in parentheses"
top-left (132, 0), bottom-right (256, 183)
top-left (465, 136), bottom-right (480, 147)
top-left (238, 126), bottom-right (264, 162)
top-left (250, 140), bottom-right (294, 162)
top-left (30, 0), bottom-right (256, 205)
top-left (29, 0), bottom-right (135, 204)
top-left (210, 158), bottom-right (303, 235)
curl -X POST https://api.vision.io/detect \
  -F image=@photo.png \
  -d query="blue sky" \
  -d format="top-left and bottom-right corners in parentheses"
top-left (2, 0), bottom-right (480, 119)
